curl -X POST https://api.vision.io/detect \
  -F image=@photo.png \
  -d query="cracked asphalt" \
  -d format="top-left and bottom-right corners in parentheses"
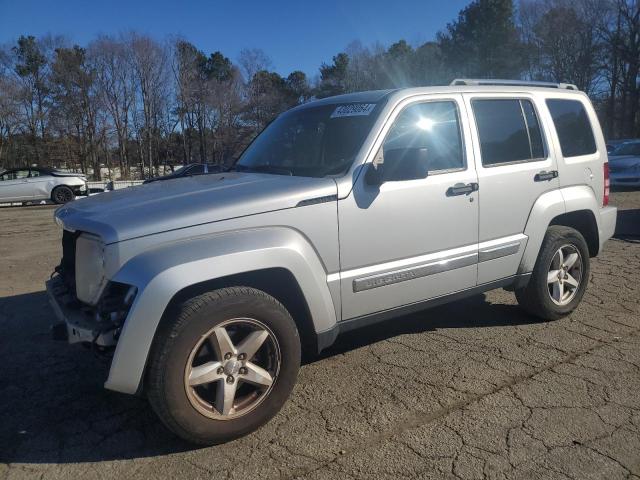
top-left (1, 190), bottom-right (639, 480)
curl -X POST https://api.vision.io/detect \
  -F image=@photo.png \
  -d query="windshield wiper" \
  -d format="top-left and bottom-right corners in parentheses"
top-left (233, 164), bottom-right (294, 176)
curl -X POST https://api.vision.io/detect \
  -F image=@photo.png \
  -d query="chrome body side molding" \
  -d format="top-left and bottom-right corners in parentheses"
top-left (478, 234), bottom-right (527, 263)
top-left (352, 252), bottom-right (478, 292)
top-left (347, 234), bottom-right (527, 293)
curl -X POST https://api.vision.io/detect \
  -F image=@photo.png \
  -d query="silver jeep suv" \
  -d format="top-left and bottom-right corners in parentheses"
top-left (47, 79), bottom-right (617, 444)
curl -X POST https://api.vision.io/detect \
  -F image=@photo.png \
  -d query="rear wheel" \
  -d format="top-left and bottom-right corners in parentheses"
top-left (515, 226), bottom-right (590, 320)
top-left (146, 287), bottom-right (301, 445)
top-left (51, 185), bottom-right (75, 204)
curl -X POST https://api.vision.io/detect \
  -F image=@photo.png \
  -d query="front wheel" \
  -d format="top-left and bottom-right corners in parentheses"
top-left (515, 226), bottom-right (590, 321)
top-left (146, 287), bottom-right (301, 445)
top-left (51, 185), bottom-right (75, 204)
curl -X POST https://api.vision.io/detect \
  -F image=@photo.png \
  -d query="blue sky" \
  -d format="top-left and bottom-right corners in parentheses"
top-left (0, 0), bottom-right (470, 77)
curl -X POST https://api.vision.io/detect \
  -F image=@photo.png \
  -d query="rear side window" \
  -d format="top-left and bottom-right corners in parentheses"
top-left (472, 99), bottom-right (546, 166)
top-left (546, 99), bottom-right (596, 157)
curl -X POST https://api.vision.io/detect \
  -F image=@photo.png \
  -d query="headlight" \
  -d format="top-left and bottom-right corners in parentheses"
top-left (75, 233), bottom-right (106, 305)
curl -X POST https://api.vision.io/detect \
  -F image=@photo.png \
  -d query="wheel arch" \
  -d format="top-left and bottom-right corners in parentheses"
top-left (549, 209), bottom-right (599, 257)
top-left (519, 186), bottom-right (601, 273)
top-left (161, 268), bottom-right (318, 361)
top-left (104, 227), bottom-right (338, 395)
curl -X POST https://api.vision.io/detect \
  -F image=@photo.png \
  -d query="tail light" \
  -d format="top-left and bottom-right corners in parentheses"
top-left (603, 163), bottom-right (610, 206)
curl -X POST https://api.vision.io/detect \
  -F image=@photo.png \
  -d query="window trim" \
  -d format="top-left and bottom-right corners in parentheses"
top-left (381, 98), bottom-right (468, 175)
top-left (471, 97), bottom-right (549, 168)
top-left (545, 98), bottom-right (597, 159)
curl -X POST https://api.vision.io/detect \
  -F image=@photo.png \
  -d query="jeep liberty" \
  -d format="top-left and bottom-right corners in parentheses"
top-left (47, 79), bottom-right (617, 444)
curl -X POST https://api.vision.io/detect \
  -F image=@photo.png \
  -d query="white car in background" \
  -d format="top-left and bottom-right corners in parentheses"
top-left (608, 140), bottom-right (640, 187)
top-left (0, 167), bottom-right (87, 204)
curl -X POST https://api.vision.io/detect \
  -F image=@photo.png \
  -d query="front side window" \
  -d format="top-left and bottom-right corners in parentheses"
top-left (546, 99), bottom-right (596, 157)
top-left (472, 99), bottom-right (546, 166)
top-left (383, 101), bottom-right (465, 173)
top-left (236, 102), bottom-right (383, 177)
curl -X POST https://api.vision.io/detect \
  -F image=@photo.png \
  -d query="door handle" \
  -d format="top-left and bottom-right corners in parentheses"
top-left (447, 182), bottom-right (478, 196)
top-left (534, 170), bottom-right (558, 182)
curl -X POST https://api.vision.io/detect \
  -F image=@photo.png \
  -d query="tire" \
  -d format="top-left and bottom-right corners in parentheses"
top-left (146, 286), bottom-right (301, 445)
top-left (51, 185), bottom-right (75, 204)
top-left (515, 226), bottom-right (590, 321)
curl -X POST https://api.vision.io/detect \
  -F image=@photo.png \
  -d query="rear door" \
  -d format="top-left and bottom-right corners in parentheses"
top-left (25, 169), bottom-right (51, 199)
top-left (0, 169), bottom-right (32, 202)
top-left (464, 93), bottom-right (560, 284)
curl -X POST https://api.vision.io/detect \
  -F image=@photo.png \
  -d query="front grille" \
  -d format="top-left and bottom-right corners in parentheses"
top-left (59, 230), bottom-right (80, 296)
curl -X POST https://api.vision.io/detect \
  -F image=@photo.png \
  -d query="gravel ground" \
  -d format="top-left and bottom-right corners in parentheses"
top-left (1, 189), bottom-right (639, 480)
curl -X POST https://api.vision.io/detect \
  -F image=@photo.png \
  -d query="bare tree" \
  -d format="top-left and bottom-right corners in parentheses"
top-left (90, 35), bottom-right (136, 178)
top-left (0, 75), bottom-right (21, 165)
top-left (238, 48), bottom-right (273, 82)
top-left (128, 33), bottom-right (170, 178)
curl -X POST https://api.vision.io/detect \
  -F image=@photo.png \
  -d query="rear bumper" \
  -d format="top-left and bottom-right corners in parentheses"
top-left (46, 276), bottom-right (117, 347)
top-left (598, 206), bottom-right (617, 252)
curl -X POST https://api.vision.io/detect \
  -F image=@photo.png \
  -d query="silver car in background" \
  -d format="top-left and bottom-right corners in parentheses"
top-left (0, 167), bottom-right (87, 204)
top-left (608, 140), bottom-right (640, 187)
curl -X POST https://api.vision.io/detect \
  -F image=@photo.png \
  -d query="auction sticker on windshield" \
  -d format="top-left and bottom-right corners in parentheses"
top-left (331, 103), bottom-right (377, 118)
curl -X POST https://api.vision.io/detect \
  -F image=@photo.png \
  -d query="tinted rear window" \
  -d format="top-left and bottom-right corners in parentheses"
top-left (546, 99), bottom-right (597, 157)
top-left (472, 99), bottom-right (546, 166)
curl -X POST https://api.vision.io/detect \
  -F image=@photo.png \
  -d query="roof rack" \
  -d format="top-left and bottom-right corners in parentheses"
top-left (450, 78), bottom-right (579, 90)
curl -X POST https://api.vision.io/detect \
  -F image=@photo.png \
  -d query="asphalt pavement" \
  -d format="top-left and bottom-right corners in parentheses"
top-left (1, 190), bottom-right (639, 479)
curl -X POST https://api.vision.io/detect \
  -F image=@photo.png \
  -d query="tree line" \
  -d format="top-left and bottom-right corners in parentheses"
top-left (1, 0), bottom-right (639, 179)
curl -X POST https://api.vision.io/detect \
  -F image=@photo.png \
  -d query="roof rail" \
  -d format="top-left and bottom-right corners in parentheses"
top-left (450, 78), bottom-right (579, 90)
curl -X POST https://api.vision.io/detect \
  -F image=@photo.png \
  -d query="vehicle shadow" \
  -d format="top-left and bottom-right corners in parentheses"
top-left (614, 208), bottom-right (640, 241)
top-left (0, 289), bottom-right (535, 464)
top-left (0, 290), bottom-right (194, 464)
top-left (313, 294), bottom-right (537, 362)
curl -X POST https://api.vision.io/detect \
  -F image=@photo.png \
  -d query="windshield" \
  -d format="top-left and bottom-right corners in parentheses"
top-left (235, 103), bottom-right (383, 177)
top-left (612, 142), bottom-right (640, 156)
top-left (171, 165), bottom-right (189, 175)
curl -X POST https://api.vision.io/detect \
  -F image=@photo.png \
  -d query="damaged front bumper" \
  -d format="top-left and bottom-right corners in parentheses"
top-left (46, 275), bottom-right (134, 347)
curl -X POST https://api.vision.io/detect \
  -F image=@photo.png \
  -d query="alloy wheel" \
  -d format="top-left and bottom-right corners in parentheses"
top-left (547, 244), bottom-right (583, 306)
top-left (184, 318), bottom-right (281, 420)
top-left (54, 187), bottom-right (73, 204)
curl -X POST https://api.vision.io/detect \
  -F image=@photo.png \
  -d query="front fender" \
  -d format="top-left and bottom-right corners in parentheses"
top-left (105, 227), bottom-right (337, 394)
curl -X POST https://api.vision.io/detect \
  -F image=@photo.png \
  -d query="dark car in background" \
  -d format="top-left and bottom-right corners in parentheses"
top-left (605, 138), bottom-right (635, 154)
top-left (143, 163), bottom-right (222, 184)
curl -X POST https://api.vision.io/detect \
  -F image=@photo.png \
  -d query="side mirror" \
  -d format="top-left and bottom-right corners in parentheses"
top-left (365, 146), bottom-right (429, 185)
top-left (365, 147), bottom-right (386, 185)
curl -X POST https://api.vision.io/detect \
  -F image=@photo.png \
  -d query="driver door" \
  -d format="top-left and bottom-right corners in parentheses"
top-left (337, 95), bottom-right (479, 320)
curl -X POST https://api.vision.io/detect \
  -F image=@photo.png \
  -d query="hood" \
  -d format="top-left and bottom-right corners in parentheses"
top-left (55, 172), bottom-right (337, 244)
